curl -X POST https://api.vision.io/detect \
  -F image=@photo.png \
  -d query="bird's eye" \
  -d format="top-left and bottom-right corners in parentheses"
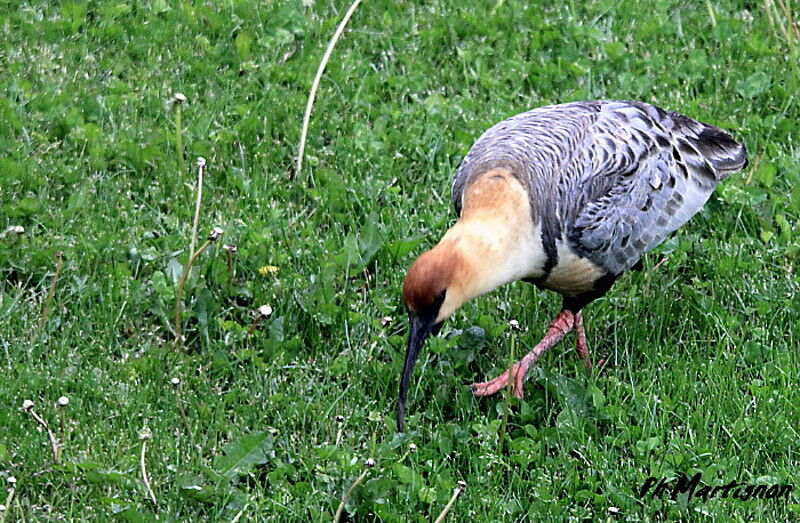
top-left (415, 289), bottom-right (447, 321)
top-left (433, 289), bottom-right (447, 308)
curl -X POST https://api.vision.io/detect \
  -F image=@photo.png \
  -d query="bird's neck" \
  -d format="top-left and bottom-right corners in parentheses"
top-left (432, 169), bottom-right (548, 320)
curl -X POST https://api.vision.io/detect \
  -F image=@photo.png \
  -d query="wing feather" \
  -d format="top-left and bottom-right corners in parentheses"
top-left (567, 102), bottom-right (746, 275)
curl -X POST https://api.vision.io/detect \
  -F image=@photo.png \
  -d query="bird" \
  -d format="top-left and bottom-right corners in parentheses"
top-left (396, 100), bottom-right (746, 432)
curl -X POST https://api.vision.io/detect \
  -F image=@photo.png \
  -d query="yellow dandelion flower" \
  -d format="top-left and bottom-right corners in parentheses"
top-left (258, 265), bottom-right (279, 276)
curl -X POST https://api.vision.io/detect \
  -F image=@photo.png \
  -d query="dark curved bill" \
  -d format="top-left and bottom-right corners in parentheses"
top-left (396, 313), bottom-right (434, 433)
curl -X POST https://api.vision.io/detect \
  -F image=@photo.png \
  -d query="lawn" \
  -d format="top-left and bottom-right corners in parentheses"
top-left (1, 0), bottom-right (798, 520)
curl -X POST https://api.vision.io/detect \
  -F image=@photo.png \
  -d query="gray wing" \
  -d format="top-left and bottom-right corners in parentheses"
top-left (566, 101), bottom-right (747, 275)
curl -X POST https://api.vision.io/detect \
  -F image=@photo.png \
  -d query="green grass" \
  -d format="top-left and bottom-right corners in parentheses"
top-left (1, 0), bottom-right (799, 520)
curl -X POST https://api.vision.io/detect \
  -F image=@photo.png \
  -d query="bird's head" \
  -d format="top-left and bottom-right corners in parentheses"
top-left (396, 241), bottom-right (470, 432)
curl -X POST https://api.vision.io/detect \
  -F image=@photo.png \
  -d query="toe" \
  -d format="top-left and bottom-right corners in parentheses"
top-left (470, 370), bottom-right (511, 397)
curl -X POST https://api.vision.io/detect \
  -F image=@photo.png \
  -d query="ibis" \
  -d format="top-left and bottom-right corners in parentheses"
top-left (396, 100), bottom-right (746, 432)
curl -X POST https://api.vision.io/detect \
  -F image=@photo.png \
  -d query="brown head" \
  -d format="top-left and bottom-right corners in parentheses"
top-left (402, 245), bottom-right (461, 319)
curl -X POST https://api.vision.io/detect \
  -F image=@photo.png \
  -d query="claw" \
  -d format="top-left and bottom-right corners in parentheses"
top-left (471, 363), bottom-right (527, 398)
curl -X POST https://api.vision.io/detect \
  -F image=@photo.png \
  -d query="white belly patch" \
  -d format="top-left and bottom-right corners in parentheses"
top-left (541, 242), bottom-right (605, 296)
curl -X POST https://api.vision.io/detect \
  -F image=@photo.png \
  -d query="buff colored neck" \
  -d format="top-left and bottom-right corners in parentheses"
top-left (431, 169), bottom-right (548, 322)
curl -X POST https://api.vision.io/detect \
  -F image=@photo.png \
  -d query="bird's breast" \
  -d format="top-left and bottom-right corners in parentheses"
top-left (538, 241), bottom-right (606, 296)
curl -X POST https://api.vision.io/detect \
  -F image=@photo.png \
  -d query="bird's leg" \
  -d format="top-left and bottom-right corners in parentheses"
top-left (471, 309), bottom-right (575, 399)
top-left (575, 311), bottom-right (592, 369)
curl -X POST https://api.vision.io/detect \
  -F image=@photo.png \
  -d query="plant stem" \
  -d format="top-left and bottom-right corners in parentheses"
top-left (173, 238), bottom-right (214, 346)
top-left (176, 102), bottom-right (184, 181)
top-left (26, 408), bottom-right (61, 465)
top-left (226, 248), bottom-right (235, 280)
top-left (174, 388), bottom-right (193, 442)
top-left (498, 333), bottom-right (515, 453)
top-left (38, 251), bottom-right (64, 335)
top-left (333, 466), bottom-right (370, 522)
top-left (433, 483), bottom-right (465, 523)
top-left (188, 159), bottom-right (205, 269)
top-left (59, 410), bottom-right (66, 446)
top-left (246, 314), bottom-right (265, 336)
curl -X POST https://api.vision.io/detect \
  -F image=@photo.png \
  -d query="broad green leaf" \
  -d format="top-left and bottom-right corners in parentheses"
top-left (213, 431), bottom-right (274, 478)
top-left (457, 326), bottom-right (486, 351)
top-left (235, 32), bottom-right (252, 61)
top-left (166, 257), bottom-right (184, 284)
top-left (357, 214), bottom-right (383, 268)
top-left (386, 236), bottom-right (425, 260)
top-left (736, 71), bottom-right (771, 98)
top-left (755, 162), bottom-right (776, 188)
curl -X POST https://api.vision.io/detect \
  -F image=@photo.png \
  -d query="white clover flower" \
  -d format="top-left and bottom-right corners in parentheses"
top-left (381, 316), bottom-right (393, 326)
top-left (56, 396), bottom-right (69, 407)
top-left (409, 443), bottom-right (417, 453)
top-left (172, 93), bottom-right (187, 105)
top-left (196, 157), bottom-right (206, 168)
top-left (509, 319), bottom-right (520, 329)
top-left (457, 480), bottom-right (467, 490)
top-left (171, 377), bottom-right (181, 387)
top-left (364, 458), bottom-right (375, 468)
top-left (7, 477), bottom-right (16, 485)
top-left (258, 305), bottom-right (273, 317)
top-left (22, 400), bottom-right (34, 411)
top-left (11, 225), bottom-right (24, 234)
top-left (138, 428), bottom-right (153, 440)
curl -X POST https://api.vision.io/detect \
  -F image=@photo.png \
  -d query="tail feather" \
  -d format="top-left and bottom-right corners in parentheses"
top-left (668, 111), bottom-right (747, 179)
top-left (689, 124), bottom-right (748, 177)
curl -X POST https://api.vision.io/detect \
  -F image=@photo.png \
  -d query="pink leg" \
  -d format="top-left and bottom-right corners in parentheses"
top-left (471, 309), bottom-right (575, 399)
top-left (575, 311), bottom-right (592, 369)
top-left (651, 256), bottom-right (670, 271)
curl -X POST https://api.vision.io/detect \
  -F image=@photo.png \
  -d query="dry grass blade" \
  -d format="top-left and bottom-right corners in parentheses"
top-left (295, 0), bottom-right (364, 181)
top-left (139, 430), bottom-right (157, 506)
top-left (765, 0), bottom-right (799, 48)
top-left (776, 0), bottom-right (800, 42)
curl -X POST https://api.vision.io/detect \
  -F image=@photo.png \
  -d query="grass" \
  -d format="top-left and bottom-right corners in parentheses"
top-left (1, 0), bottom-right (798, 520)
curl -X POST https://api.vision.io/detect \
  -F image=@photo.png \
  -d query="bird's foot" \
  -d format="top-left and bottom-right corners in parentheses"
top-left (471, 309), bottom-right (577, 399)
top-left (470, 361), bottom-right (530, 399)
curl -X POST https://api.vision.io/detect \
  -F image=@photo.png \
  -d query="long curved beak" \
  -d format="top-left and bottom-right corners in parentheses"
top-left (396, 313), bottom-right (435, 433)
